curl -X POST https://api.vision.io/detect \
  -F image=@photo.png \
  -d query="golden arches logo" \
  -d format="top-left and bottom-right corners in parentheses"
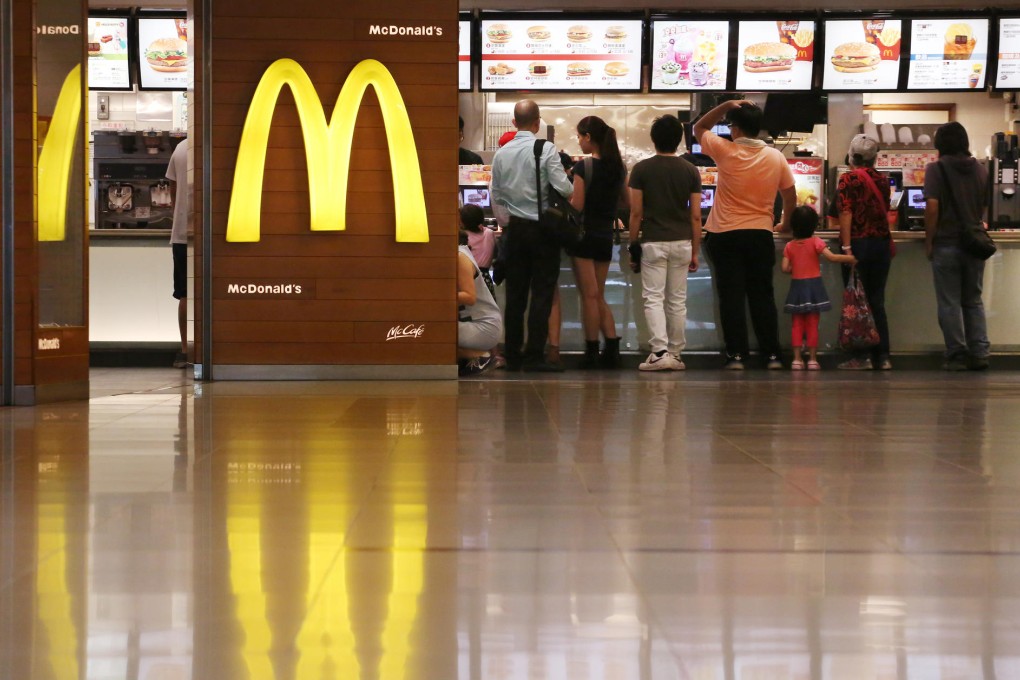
top-left (227, 58), bottom-right (429, 243)
top-left (38, 64), bottom-right (82, 242)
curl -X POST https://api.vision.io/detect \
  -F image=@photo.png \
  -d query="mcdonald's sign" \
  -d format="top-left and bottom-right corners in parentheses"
top-left (226, 58), bottom-right (429, 244)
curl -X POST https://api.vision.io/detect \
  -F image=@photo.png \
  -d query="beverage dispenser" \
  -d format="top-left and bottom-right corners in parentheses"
top-left (991, 132), bottom-right (1020, 229)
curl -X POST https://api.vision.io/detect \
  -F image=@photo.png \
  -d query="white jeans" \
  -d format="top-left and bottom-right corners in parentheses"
top-left (640, 240), bottom-right (693, 355)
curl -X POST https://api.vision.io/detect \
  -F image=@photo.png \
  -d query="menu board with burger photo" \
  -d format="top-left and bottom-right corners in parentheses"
top-left (136, 16), bottom-right (189, 90)
top-left (650, 20), bottom-right (730, 91)
top-left (87, 16), bottom-right (131, 90)
top-left (459, 20), bottom-right (471, 90)
top-left (735, 20), bottom-right (815, 91)
top-left (480, 18), bottom-right (642, 91)
top-left (907, 18), bottom-right (989, 90)
top-left (995, 18), bottom-right (1020, 89)
top-left (823, 19), bottom-right (903, 90)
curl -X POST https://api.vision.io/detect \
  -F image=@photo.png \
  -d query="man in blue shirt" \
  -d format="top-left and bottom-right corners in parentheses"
top-left (490, 100), bottom-right (573, 371)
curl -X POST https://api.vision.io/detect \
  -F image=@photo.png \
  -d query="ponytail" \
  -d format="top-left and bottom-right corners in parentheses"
top-left (577, 115), bottom-right (625, 186)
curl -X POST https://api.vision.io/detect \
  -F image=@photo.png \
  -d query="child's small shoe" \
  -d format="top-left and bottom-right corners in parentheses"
top-left (790, 359), bottom-right (805, 371)
top-left (806, 360), bottom-right (821, 371)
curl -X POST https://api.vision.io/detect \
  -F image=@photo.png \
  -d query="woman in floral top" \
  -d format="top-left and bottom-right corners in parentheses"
top-left (837, 135), bottom-right (892, 370)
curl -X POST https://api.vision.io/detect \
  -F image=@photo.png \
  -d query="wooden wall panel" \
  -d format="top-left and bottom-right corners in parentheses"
top-left (203, 0), bottom-right (458, 370)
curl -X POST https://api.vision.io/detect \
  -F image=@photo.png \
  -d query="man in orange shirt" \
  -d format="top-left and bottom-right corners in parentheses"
top-left (695, 100), bottom-right (796, 370)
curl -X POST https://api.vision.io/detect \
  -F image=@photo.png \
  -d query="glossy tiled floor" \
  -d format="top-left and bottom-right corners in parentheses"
top-left (3, 368), bottom-right (1020, 679)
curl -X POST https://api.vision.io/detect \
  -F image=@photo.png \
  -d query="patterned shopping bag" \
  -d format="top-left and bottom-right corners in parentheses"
top-left (838, 269), bottom-right (880, 351)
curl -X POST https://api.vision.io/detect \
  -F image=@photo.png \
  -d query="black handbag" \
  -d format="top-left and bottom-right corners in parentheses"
top-left (533, 140), bottom-right (582, 247)
top-left (937, 162), bottom-right (997, 261)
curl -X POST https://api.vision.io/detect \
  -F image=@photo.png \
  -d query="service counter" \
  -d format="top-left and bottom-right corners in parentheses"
top-left (89, 231), bottom-right (183, 346)
top-left (91, 229), bottom-right (1020, 359)
top-left (537, 231), bottom-right (1020, 356)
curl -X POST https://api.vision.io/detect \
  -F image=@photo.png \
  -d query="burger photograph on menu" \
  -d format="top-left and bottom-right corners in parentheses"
top-left (567, 62), bottom-right (592, 77)
top-left (830, 41), bottom-right (881, 73)
top-left (487, 23), bottom-right (512, 44)
top-left (604, 25), bottom-right (628, 42)
top-left (567, 25), bottom-right (592, 42)
top-left (527, 25), bottom-right (550, 41)
top-left (743, 42), bottom-right (797, 72)
top-left (145, 37), bottom-right (187, 73)
top-left (604, 61), bottom-right (630, 77)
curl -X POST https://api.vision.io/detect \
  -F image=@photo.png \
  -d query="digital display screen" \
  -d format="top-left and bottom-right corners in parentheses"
top-left (995, 18), bottom-right (1020, 89)
top-left (735, 19), bottom-right (816, 91)
top-left (907, 18), bottom-right (989, 90)
top-left (462, 188), bottom-right (491, 208)
top-left (459, 20), bottom-right (472, 90)
top-left (136, 16), bottom-right (189, 90)
top-left (480, 18), bottom-right (643, 91)
top-left (649, 20), bottom-right (731, 91)
top-left (906, 189), bottom-right (927, 209)
top-left (87, 16), bottom-right (132, 90)
top-left (822, 18), bottom-right (903, 91)
top-left (700, 188), bottom-right (715, 210)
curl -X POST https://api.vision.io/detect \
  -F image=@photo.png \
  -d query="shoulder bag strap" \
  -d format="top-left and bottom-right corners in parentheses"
top-left (854, 168), bottom-right (890, 211)
top-left (533, 139), bottom-right (546, 218)
top-left (936, 160), bottom-right (969, 222)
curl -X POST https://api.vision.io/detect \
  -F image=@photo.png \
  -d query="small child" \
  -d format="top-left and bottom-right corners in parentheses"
top-left (781, 206), bottom-right (856, 370)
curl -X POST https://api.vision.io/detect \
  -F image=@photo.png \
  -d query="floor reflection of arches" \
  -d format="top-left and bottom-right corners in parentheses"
top-left (226, 439), bottom-right (428, 679)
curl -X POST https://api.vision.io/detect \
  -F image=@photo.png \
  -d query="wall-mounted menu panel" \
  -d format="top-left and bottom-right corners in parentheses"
top-left (907, 18), bottom-right (989, 90)
top-left (480, 18), bottom-right (643, 91)
top-left (735, 19), bottom-right (816, 91)
top-left (87, 15), bottom-right (131, 90)
top-left (822, 18), bottom-right (903, 91)
top-left (995, 18), bottom-right (1020, 89)
top-left (649, 19), bottom-right (731, 91)
top-left (136, 16), bottom-right (189, 90)
top-left (459, 19), bottom-right (471, 90)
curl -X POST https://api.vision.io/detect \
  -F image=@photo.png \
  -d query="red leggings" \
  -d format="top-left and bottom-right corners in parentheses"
top-left (791, 312), bottom-right (820, 349)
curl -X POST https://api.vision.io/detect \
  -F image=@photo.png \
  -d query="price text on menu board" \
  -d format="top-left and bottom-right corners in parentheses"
top-left (650, 21), bottom-right (730, 92)
top-left (459, 21), bottom-right (471, 90)
top-left (822, 19), bottom-right (902, 91)
top-left (137, 17), bottom-right (189, 90)
top-left (907, 18), bottom-right (988, 90)
top-left (996, 18), bottom-right (1020, 89)
top-left (481, 19), bottom-right (642, 91)
top-left (736, 20), bottom-right (816, 91)
top-left (87, 17), bottom-right (131, 89)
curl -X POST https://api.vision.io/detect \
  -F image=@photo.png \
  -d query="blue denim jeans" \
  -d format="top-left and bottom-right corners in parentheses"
top-left (931, 244), bottom-right (990, 360)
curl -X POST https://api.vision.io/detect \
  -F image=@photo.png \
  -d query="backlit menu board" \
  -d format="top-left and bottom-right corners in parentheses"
top-left (650, 20), bottom-right (730, 91)
top-left (87, 16), bottom-right (131, 90)
top-left (459, 20), bottom-right (471, 90)
top-left (480, 18), bottom-right (643, 91)
top-left (823, 19), bottom-right (903, 91)
top-left (736, 20), bottom-right (815, 91)
top-left (995, 18), bottom-right (1020, 89)
top-left (136, 16), bottom-right (189, 90)
top-left (907, 18), bottom-right (989, 90)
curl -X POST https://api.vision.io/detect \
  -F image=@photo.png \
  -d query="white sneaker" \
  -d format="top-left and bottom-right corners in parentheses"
top-left (671, 353), bottom-right (686, 370)
top-left (639, 351), bottom-right (680, 371)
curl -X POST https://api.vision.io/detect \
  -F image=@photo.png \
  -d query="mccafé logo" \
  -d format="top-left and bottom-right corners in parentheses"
top-left (385, 324), bottom-right (425, 341)
top-left (226, 58), bottom-right (429, 243)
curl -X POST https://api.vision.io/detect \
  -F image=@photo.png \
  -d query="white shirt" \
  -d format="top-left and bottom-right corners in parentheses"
top-left (165, 138), bottom-right (189, 244)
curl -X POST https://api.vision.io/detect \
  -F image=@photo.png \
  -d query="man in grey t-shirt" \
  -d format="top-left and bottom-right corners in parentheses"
top-left (628, 115), bottom-right (702, 371)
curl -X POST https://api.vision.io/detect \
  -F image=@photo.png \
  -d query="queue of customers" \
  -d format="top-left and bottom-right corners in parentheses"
top-left (456, 99), bottom-right (991, 375)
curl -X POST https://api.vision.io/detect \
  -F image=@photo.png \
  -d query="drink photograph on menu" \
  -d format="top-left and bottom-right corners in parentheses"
top-left (136, 16), bottom-right (189, 90)
top-left (480, 18), bottom-right (642, 91)
top-left (650, 20), bottom-right (730, 91)
top-left (87, 16), bottom-right (131, 90)
top-left (907, 18), bottom-right (989, 90)
top-left (823, 18), bottom-right (902, 90)
top-left (736, 20), bottom-right (816, 91)
top-left (995, 18), bottom-right (1020, 89)
top-left (459, 20), bottom-right (471, 90)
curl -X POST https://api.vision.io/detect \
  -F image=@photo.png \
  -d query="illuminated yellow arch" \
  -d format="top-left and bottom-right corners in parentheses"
top-left (38, 64), bottom-right (82, 242)
top-left (226, 58), bottom-right (429, 243)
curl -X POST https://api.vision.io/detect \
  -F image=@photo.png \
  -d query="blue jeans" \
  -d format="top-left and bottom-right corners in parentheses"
top-left (931, 244), bottom-right (989, 360)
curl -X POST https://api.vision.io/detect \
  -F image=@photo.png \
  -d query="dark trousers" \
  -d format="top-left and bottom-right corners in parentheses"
top-left (704, 229), bottom-right (781, 358)
top-left (842, 237), bottom-right (892, 359)
top-left (503, 218), bottom-right (560, 365)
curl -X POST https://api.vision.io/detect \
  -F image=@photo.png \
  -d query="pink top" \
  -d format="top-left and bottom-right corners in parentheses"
top-left (784, 236), bottom-right (826, 280)
top-left (467, 228), bottom-right (496, 269)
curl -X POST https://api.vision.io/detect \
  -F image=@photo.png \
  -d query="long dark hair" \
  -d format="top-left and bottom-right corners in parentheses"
top-left (577, 115), bottom-right (624, 186)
